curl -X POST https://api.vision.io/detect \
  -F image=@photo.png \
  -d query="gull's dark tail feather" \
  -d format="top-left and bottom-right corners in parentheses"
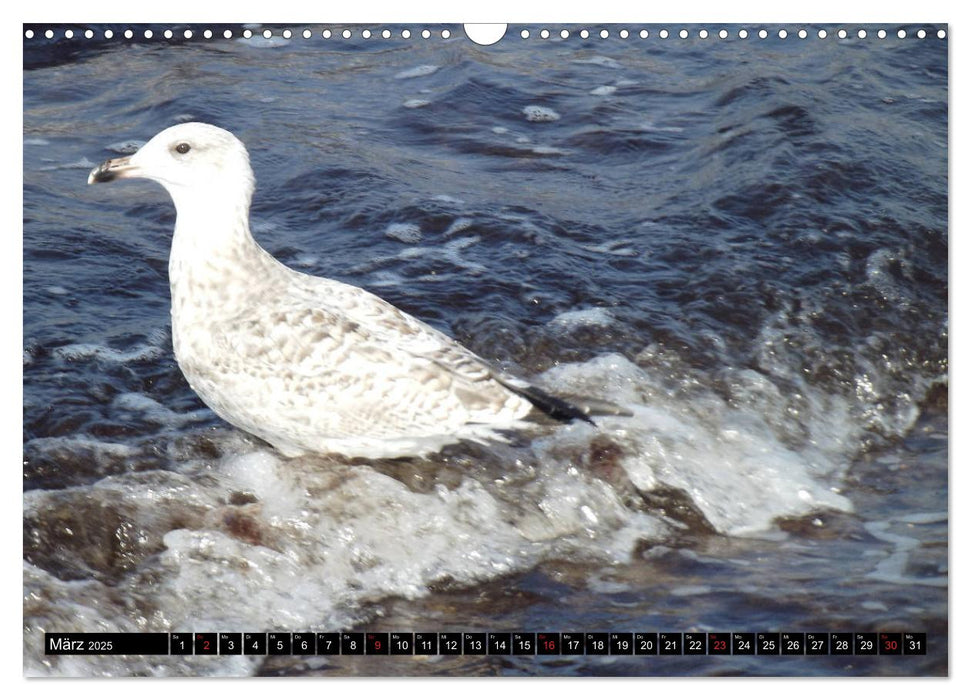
top-left (496, 376), bottom-right (632, 425)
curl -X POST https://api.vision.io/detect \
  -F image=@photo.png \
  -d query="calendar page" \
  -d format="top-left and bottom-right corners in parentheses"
top-left (22, 19), bottom-right (948, 678)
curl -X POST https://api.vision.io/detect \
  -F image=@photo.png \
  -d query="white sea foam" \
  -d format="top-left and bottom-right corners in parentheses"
top-left (355, 236), bottom-right (487, 279)
top-left (639, 121), bottom-right (685, 133)
top-left (431, 194), bottom-right (464, 204)
top-left (572, 56), bottom-right (623, 69)
top-left (25, 435), bottom-right (138, 459)
top-left (395, 65), bottom-right (439, 79)
top-left (112, 393), bottom-right (211, 426)
top-left (590, 85), bottom-right (617, 96)
top-left (25, 343), bottom-right (873, 676)
top-left (53, 337), bottom-right (167, 364)
top-left (141, 446), bottom-right (662, 638)
top-left (289, 253), bottom-right (320, 268)
top-left (538, 353), bottom-right (854, 535)
top-left (443, 217), bottom-right (474, 237)
top-left (865, 247), bottom-right (911, 303)
top-left (550, 307), bottom-right (615, 330)
top-left (580, 239), bottom-right (639, 256)
top-left (385, 222), bottom-right (423, 243)
top-left (363, 270), bottom-right (408, 287)
top-left (523, 105), bottom-right (561, 123)
top-left (529, 145), bottom-right (568, 156)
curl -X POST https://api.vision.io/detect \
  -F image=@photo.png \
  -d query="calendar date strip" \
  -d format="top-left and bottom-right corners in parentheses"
top-left (45, 631), bottom-right (926, 656)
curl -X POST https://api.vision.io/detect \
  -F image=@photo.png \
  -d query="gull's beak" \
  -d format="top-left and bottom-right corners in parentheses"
top-left (87, 155), bottom-right (138, 185)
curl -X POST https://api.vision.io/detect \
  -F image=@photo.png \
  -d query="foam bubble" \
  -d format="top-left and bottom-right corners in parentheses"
top-left (550, 307), bottom-right (615, 330)
top-left (385, 222), bottom-right (423, 243)
top-left (523, 105), bottom-right (561, 123)
top-left (53, 331), bottom-right (167, 364)
top-left (431, 194), bottom-right (464, 204)
top-left (865, 248), bottom-right (909, 302)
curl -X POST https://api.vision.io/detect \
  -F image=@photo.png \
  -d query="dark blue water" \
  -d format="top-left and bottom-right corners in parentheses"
top-left (23, 24), bottom-right (947, 677)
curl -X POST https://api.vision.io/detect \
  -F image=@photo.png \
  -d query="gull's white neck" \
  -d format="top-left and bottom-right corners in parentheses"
top-left (167, 180), bottom-right (278, 322)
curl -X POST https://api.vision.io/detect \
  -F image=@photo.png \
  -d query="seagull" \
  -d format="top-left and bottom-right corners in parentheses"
top-left (88, 123), bottom-right (609, 459)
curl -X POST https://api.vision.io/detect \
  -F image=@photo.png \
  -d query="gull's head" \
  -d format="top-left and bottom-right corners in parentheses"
top-left (88, 122), bottom-right (255, 207)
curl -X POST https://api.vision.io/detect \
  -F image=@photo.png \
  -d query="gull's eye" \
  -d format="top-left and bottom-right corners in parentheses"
top-left (174, 142), bottom-right (191, 155)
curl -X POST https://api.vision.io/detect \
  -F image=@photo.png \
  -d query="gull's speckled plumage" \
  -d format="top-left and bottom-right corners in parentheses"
top-left (88, 123), bottom-right (586, 458)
